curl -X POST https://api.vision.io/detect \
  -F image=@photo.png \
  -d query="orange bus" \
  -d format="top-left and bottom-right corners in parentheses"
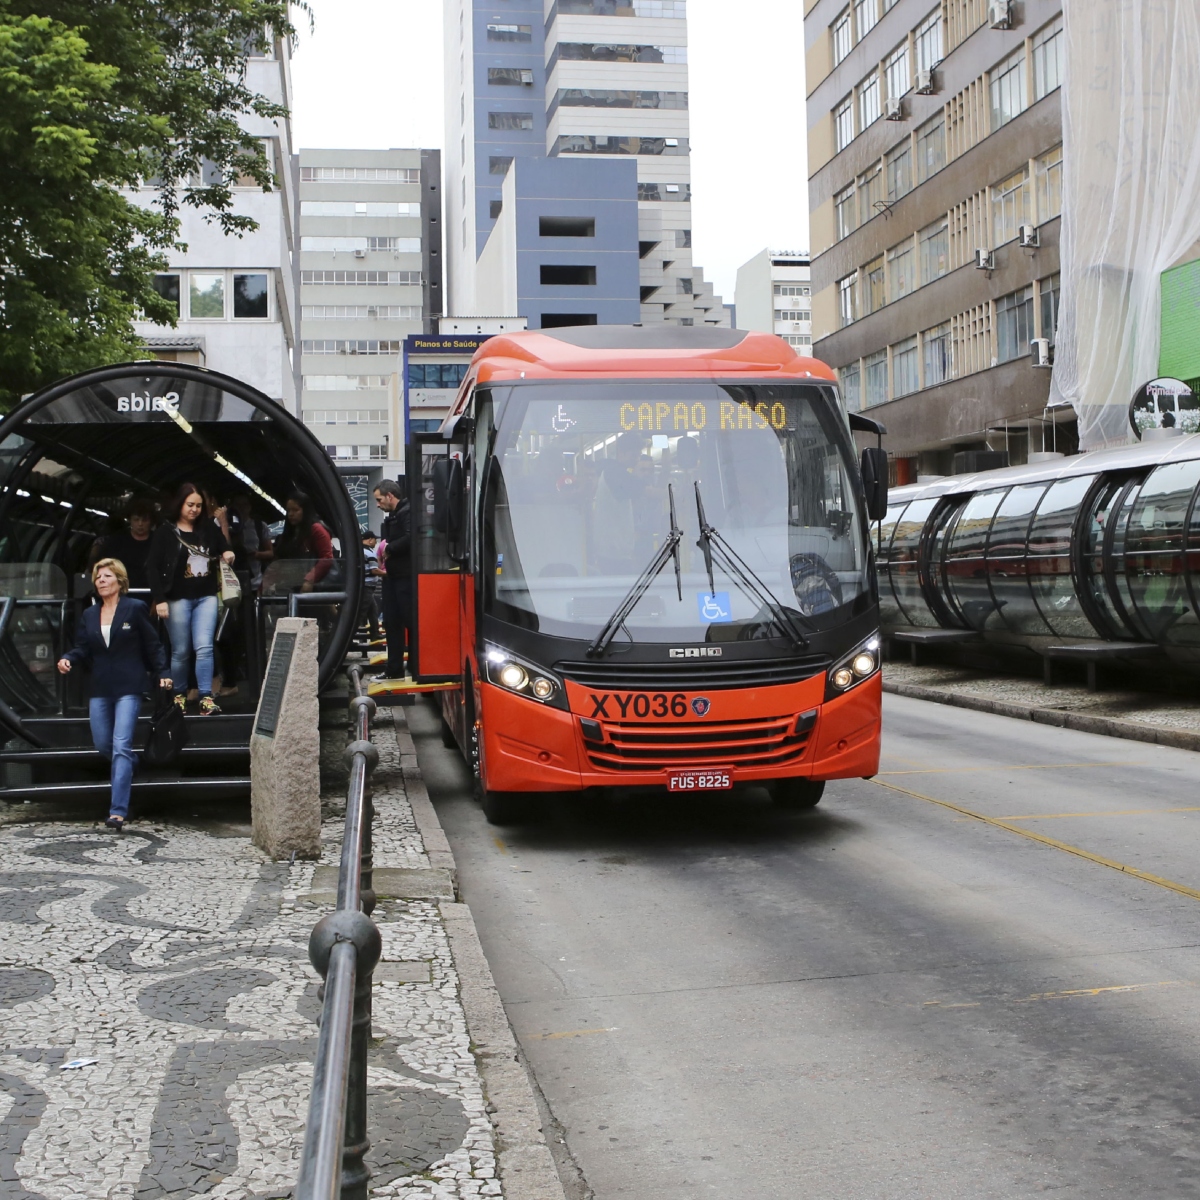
top-left (408, 326), bottom-right (888, 824)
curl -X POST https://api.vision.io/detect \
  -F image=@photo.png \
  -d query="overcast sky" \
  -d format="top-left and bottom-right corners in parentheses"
top-left (290, 0), bottom-right (808, 303)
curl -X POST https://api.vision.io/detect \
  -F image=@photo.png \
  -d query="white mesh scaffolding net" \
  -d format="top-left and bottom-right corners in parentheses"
top-left (1049, 0), bottom-right (1200, 449)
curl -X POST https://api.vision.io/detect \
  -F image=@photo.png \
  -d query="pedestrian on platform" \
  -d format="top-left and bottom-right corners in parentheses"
top-left (145, 482), bottom-right (235, 715)
top-left (89, 497), bottom-right (157, 589)
top-left (56, 559), bottom-right (172, 831)
top-left (360, 530), bottom-right (383, 644)
top-left (269, 490), bottom-right (334, 592)
top-left (373, 479), bottom-right (411, 680)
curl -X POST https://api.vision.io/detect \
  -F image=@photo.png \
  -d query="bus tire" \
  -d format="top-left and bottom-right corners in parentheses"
top-left (772, 778), bottom-right (825, 809)
top-left (439, 716), bottom-right (457, 750)
top-left (481, 789), bottom-right (529, 825)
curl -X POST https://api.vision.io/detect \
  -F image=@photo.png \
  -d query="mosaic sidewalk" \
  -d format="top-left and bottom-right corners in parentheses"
top-left (0, 710), bottom-right (498, 1200)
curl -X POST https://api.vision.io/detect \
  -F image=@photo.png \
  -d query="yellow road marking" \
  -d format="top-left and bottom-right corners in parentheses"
top-left (997, 807), bottom-right (1200, 821)
top-left (492, 836), bottom-right (508, 854)
top-left (524, 1027), bottom-right (618, 1041)
top-left (878, 761), bottom-right (1143, 776)
top-left (872, 778), bottom-right (1200, 903)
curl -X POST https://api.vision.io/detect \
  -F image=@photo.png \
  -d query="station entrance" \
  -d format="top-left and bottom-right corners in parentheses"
top-left (0, 362), bottom-right (363, 802)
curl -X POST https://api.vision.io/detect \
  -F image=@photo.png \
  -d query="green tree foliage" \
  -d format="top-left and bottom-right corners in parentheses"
top-left (0, 0), bottom-right (299, 408)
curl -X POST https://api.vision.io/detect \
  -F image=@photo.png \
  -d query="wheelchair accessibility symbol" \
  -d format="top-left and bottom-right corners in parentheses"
top-left (697, 591), bottom-right (732, 623)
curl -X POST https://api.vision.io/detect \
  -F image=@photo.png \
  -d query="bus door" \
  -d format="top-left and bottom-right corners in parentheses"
top-left (409, 432), bottom-right (467, 682)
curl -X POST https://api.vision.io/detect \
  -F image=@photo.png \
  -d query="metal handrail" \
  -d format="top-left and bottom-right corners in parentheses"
top-left (287, 590), bottom-right (349, 618)
top-left (0, 596), bottom-right (47, 747)
top-left (296, 663), bottom-right (381, 1200)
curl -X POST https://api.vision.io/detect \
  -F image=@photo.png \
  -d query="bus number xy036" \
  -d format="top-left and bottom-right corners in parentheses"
top-left (588, 692), bottom-right (692, 719)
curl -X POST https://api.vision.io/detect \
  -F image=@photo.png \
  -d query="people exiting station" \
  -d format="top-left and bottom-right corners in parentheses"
top-left (373, 479), bottom-right (411, 682)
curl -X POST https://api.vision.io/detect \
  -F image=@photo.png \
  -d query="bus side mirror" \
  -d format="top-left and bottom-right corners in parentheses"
top-left (431, 457), bottom-right (465, 538)
top-left (860, 446), bottom-right (889, 522)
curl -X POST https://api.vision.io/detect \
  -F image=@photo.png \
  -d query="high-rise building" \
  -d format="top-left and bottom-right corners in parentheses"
top-left (297, 148), bottom-right (442, 484)
top-left (735, 250), bottom-right (812, 350)
top-left (444, 0), bottom-right (728, 328)
top-left (133, 36), bottom-right (298, 410)
top-left (804, 0), bottom-right (1065, 478)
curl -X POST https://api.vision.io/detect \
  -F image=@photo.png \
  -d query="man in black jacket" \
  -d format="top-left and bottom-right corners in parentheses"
top-left (373, 479), bottom-right (411, 679)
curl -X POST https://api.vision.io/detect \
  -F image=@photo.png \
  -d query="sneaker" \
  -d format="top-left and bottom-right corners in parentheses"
top-left (199, 695), bottom-right (221, 715)
top-left (173, 693), bottom-right (186, 712)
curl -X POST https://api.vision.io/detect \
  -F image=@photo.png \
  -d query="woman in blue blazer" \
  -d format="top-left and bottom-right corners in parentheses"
top-left (57, 558), bottom-right (173, 830)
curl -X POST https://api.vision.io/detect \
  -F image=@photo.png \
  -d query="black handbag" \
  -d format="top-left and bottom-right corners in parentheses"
top-left (144, 686), bottom-right (187, 767)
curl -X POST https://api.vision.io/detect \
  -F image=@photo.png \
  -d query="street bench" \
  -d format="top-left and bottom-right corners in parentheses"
top-left (888, 628), bottom-right (981, 665)
top-left (1042, 642), bottom-right (1161, 691)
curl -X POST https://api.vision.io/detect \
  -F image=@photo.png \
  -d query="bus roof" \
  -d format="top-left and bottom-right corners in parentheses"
top-left (467, 325), bottom-right (837, 384)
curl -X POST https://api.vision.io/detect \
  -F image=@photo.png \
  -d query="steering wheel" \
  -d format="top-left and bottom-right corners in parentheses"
top-left (789, 553), bottom-right (843, 616)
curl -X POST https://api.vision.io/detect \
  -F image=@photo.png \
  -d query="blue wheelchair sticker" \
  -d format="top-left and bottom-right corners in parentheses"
top-left (697, 592), bottom-right (732, 623)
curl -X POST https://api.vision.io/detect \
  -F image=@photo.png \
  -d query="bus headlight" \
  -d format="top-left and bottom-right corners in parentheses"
top-left (484, 644), bottom-right (568, 710)
top-left (825, 633), bottom-right (881, 700)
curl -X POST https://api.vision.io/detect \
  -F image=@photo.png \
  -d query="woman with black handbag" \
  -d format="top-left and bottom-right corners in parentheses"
top-left (56, 559), bottom-right (172, 831)
top-left (145, 482), bottom-right (235, 715)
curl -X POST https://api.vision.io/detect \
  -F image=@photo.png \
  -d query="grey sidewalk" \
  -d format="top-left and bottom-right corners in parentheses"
top-left (0, 706), bottom-right (563, 1200)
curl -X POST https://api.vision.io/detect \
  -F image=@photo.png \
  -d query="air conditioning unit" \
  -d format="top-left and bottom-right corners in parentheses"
top-left (1031, 338), bottom-right (1054, 368)
top-left (988, 0), bottom-right (1012, 28)
top-left (975, 248), bottom-right (995, 271)
top-left (353, 248), bottom-right (367, 259)
top-left (885, 96), bottom-right (904, 121)
top-left (915, 69), bottom-right (936, 95)
top-left (1019, 224), bottom-right (1040, 249)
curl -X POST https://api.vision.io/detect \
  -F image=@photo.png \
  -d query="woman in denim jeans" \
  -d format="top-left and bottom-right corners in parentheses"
top-left (145, 483), bottom-right (234, 715)
top-left (56, 559), bottom-right (172, 831)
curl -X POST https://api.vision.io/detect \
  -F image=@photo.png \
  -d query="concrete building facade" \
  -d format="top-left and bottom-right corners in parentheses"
top-left (444, 0), bottom-right (728, 328)
top-left (735, 250), bottom-right (813, 350)
top-left (805, 0), bottom-right (1065, 478)
top-left (297, 147), bottom-right (442, 482)
top-left (133, 37), bottom-right (299, 411)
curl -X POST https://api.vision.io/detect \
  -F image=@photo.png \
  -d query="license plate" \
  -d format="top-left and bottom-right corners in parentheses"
top-left (667, 768), bottom-right (733, 791)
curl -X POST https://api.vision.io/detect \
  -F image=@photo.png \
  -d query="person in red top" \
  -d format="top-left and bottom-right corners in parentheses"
top-left (271, 491), bottom-right (334, 591)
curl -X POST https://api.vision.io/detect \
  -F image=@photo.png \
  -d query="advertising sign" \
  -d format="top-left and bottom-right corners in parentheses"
top-left (1129, 377), bottom-right (1199, 438)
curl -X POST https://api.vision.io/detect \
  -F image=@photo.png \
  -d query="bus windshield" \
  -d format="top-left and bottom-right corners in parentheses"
top-left (479, 381), bottom-right (872, 643)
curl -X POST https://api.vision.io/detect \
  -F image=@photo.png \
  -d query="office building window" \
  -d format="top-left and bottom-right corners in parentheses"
top-left (489, 67), bottom-right (534, 86)
top-left (551, 134), bottom-right (690, 155)
top-left (637, 182), bottom-right (691, 201)
top-left (189, 273), bottom-right (225, 319)
top-left (541, 264), bottom-right (597, 286)
top-left (784, 334), bottom-right (813, 347)
top-left (151, 274), bottom-right (180, 316)
top-left (859, 71), bottom-right (881, 128)
top-left (839, 362), bottom-right (861, 411)
top-left (1036, 144), bottom-right (1063, 222)
top-left (864, 254), bottom-right (886, 315)
top-left (838, 273), bottom-right (858, 327)
top-left (551, 42), bottom-right (687, 66)
top-left (301, 201), bottom-right (420, 217)
top-left (541, 313), bottom-right (598, 327)
top-left (996, 285), bottom-right (1035, 362)
top-left (540, 216), bottom-right (596, 237)
top-left (1033, 17), bottom-right (1064, 101)
top-left (835, 185), bottom-right (857, 239)
top-left (885, 43), bottom-right (910, 101)
top-left (923, 322), bottom-right (951, 386)
top-left (302, 410), bottom-right (389, 426)
top-left (919, 218), bottom-right (949, 284)
top-left (553, 89), bottom-right (688, 110)
top-left (490, 200), bottom-right (503, 219)
top-left (301, 270), bottom-right (421, 285)
top-left (990, 48), bottom-right (1027, 132)
top-left (489, 157), bottom-right (514, 177)
top-left (888, 240), bottom-right (915, 302)
top-left (489, 111), bottom-right (534, 130)
top-left (864, 349), bottom-right (889, 407)
top-left (854, 0), bottom-right (878, 40)
top-left (915, 115), bottom-right (945, 182)
top-left (408, 363), bottom-right (470, 389)
top-left (300, 167), bottom-right (418, 183)
top-left (892, 337), bottom-right (919, 397)
top-left (302, 339), bottom-right (403, 355)
top-left (487, 23), bottom-right (532, 41)
top-left (304, 375), bottom-right (391, 391)
top-left (774, 308), bottom-right (811, 321)
top-left (302, 305), bottom-right (421, 321)
top-left (992, 166), bottom-right (1030, 246)
top-left (915, 8), bottom-right (943, 74)
top-left (886, 141), bottom-right (912, 202)
top-left (1040, 273), bottom-right (1061, 345)
top-left (833, 8), bottom-right (852, 64)
top-left (835, 97), bottom-right (855, 152)
top-left (773, 285), bottom-right (811, 296)
top-left (858, 164), bottom-right (884, 222)
top-left (233, 273), bottom-right (269, 319)
top-left (676, 228), bottom-right (692, 247)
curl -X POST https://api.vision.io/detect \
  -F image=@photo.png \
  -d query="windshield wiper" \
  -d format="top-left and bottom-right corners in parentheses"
top-left (693, 481), bottom-right (810, 651)
top-left (587, 483), bottom-right (683, 658)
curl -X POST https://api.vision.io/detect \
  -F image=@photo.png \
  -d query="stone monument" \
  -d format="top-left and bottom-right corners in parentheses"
top-left (250, 616), bottom-right (321, 859)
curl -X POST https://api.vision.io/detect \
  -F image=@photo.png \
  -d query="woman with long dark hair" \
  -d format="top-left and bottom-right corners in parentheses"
top-left (145, 482), bottom-right (234, 714)
top-left (269, 490), bottom-right (334, 592)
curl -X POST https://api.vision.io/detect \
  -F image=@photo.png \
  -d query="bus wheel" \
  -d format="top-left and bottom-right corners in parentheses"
top-left (772, 779), bottom-right (825, 809)
top-left (481, 789), bottom-right (529, 825)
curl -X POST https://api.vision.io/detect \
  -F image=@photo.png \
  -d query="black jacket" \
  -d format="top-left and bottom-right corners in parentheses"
top-left (64, 597), bottom-right (168, 698)
top-left (381, 500), bottom-right (412, 575)
top-left (144, 519), bottom-right (230, 605)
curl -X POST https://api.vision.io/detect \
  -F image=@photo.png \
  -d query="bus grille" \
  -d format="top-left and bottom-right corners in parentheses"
top-left (584, 715), bottom-right (812, 773)
top-left (556, 657), bottom-right (828, 690)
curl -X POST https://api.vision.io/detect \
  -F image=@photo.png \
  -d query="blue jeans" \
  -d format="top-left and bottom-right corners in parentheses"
top-left (166, 594), bottom-right (218, 697)
top-left (89, 694), bottom-right (141, 818)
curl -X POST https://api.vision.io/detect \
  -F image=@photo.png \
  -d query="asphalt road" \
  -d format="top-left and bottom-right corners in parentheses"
top-left (410, 693), bottom-right (1200, 1199)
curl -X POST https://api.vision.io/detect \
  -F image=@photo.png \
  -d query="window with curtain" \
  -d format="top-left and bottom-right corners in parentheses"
top-left (996, 286), bottom-right (1034, 362)
top-left (886, 140), bottom-right (912, 201)
top-left (838, 273), bottom-right (859, 327)
top-left (864, 255), bottom-right (887, 314)
top-left (888, 240), bottom-right (915, 302)
top-left (915, 115), bottom-right (945, 182)
top-left (893, 337), bottom-right (919, 397)
top-left (864, 349), bottom-right (889, 406)
top-left (839, 362), bottom-right (862, 411)
top-left (992, 167), bottom-right (1030, 245)
top-left (835, 97), bottom-right (855, 151)
top-left (1039, 273), bottom-right (1061, 346)
top-left (923, 322), bottom-right (951, 386)
top-left (919, 219), bottom-right (949, 284)
top-left (835, 185), bottom-right (857, 239)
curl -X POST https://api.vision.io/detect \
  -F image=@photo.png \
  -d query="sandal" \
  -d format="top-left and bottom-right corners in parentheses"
top-left (199, 695), bottom-right (221, 715)
top-left (173, 693), bottom-right (187, 712)
top-left (104, 815), bottom-right (125, 832)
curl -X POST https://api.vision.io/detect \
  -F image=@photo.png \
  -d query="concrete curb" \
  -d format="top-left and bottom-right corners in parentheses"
top-left (390, 712), bottom-right (568, 1200)
top-left (883, 679), bottom-right (1200, 752)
